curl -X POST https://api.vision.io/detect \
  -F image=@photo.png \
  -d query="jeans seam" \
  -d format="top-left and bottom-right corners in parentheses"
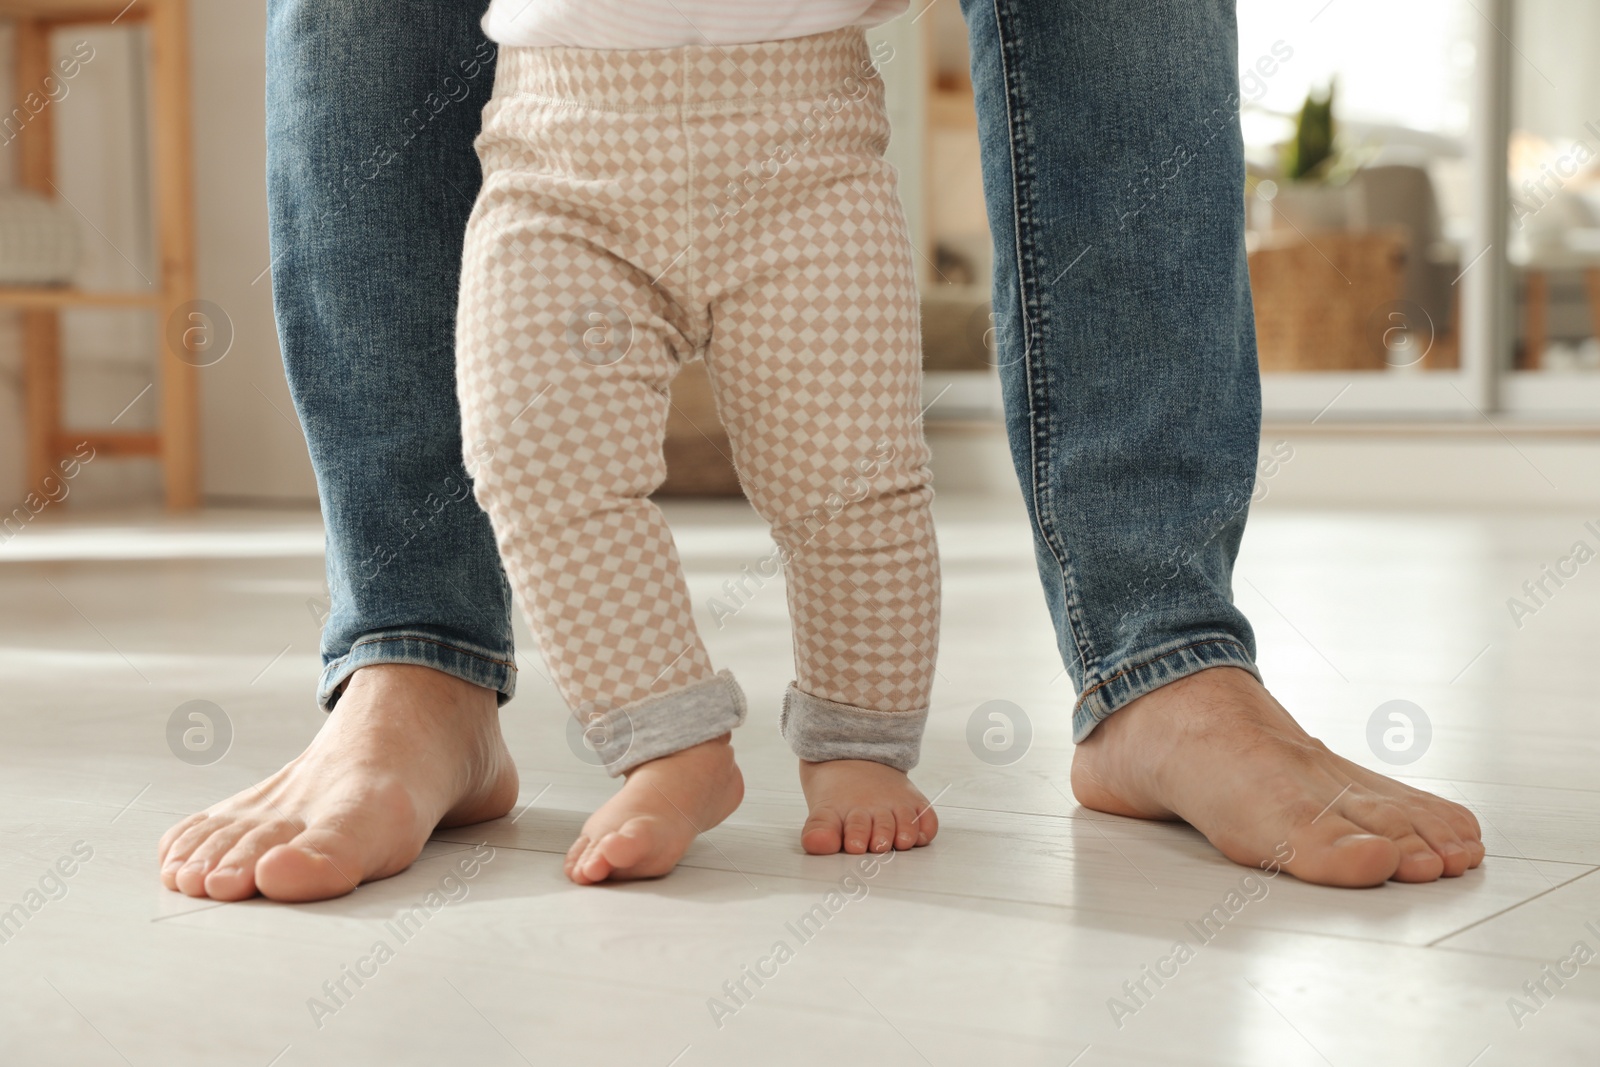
top-left (345, 633), bottom-right (517, 670)
top-left (991, 0), bottom-right (1098, 680)
top-left (1071, 637), bottom-right (1251, 713)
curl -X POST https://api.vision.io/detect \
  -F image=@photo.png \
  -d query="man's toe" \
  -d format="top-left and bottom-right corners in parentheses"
top-left (1284, 813), bottom-right (1401, 887)
top-left (1389, 834), bottom-right (1447, 883)
top-left (1408, 810), bottom-right (1473, 877)
top-left (255, 829), bottom-right (366, 902)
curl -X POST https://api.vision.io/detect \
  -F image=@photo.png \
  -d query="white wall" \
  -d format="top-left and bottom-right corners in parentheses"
top-left (188, 0), bottom-right (310, 502)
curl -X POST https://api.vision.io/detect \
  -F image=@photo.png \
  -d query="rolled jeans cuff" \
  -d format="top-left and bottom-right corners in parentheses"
top-left (319, 630), bottom-right (518, 711)
top-left (1073, 636), bottom-right (1260, 742)
top-left (583, 669), bottom-right (748, 777)
top-left (780, 684), bottom-right (928, 772)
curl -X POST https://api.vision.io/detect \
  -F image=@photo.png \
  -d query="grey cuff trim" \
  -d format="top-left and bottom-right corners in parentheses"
top-left (779, 684), bottom-right (927, 772)
top-left (582, 669), bottom-right (747, 777)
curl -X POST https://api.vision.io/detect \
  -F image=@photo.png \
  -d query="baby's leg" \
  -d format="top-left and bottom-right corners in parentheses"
top-left (702, 143), bottom-right (940, 856)
top-left (456, 140), bottom-right (746, 886)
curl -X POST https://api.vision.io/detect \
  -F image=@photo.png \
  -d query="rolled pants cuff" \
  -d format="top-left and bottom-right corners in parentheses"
top-left (319, 630), bottom-right (518, 711)
top-left (780, 685), bottom-right (927, 772)
top-left (1073, 636), bottom-right (1260, 742)
top-left (584, 669), bottom-right (748, 777)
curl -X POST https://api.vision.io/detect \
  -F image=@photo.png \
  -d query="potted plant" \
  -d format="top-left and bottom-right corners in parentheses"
top-left (1258, 81), bottom-right (1361, 234)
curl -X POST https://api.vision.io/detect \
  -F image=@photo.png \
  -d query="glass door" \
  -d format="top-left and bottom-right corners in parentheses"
top-left (1501, 0), bottom-right (1600, 417)
top-left (1239, 0), bottom-right (1503, 419)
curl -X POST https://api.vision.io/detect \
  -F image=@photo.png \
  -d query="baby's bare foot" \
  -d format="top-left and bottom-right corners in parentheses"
top-left (1071, 666), bottom-right (1485, 887)
top-left (565, 734), bottom-right (744, 885)
top-left (158, 664), bottom-right (518, 902)
top-left (798, 759), bottom-right (939, 855)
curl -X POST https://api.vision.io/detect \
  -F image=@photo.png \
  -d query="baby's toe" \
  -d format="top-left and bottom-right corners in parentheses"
top-left (801, 810), bottom-right (844, 855)
top-left (578, 841), bottom-right (616, 883)
top-left (892, 805), bottom-right (920, 850)
top-left (842, 810), bottom-right (873, 854)
top-left (564, 834), bottom-right (598, 885)
top-left (869, 811), bottom-right (896, 853)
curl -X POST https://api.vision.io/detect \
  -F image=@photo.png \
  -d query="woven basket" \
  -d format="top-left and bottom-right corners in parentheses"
top-left (1248, 229), bottom-right (1407, 371)
top-left (0, 188), bottom-right (80, 286)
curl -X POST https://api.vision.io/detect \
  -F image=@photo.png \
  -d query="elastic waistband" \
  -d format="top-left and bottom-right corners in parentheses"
top-left (493, 28), bottom-right (881, 111)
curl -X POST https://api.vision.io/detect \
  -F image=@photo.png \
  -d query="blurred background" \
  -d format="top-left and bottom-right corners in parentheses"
top-left (1, 0), bottom-right (1598, 514)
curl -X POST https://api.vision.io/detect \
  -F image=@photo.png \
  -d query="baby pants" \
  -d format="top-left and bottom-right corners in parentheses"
top-left (456, 28), bottom-right (939, 775)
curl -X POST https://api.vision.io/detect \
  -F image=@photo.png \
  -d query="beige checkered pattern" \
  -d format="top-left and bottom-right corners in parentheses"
top-left (457, 29), bottom-right (939, 739)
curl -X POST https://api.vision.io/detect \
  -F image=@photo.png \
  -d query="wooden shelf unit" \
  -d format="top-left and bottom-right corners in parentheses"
top-left (4, 0), bottom-right (198, 509)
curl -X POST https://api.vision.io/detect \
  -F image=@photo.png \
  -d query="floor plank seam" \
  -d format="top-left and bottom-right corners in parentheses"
top-left (1425, 865), bottom-right (1600, 947)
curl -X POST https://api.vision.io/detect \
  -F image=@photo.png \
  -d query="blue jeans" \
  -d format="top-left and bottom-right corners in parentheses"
top-left (265, 1), bottom-right (516, 708)
top-left (960, 0), bottom-right (1262, 739)
top-left (267, 0), bottom-right (1260, 735)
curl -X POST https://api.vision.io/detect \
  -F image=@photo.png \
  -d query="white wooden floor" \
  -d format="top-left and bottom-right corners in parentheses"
top-left (3, 492), bottom-right (1599, 1066)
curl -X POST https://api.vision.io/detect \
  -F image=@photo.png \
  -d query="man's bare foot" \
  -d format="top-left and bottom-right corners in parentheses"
top-left (798, 759), bottom-right (939, 855)
top-left (1071, 666), bottom-right (1485, 888)
top-left (565, 733), bottom-right (744, 885)
top-left (158, 664), bottom-right (518, 902)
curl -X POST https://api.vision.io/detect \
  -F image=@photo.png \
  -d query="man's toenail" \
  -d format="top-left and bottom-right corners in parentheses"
top-left (211, 866), bottom-right (241, 879)
top-left (1409, 851), bottom-right (1438, 865)
top-left (1441, 843), bottom-right (1466, 858)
